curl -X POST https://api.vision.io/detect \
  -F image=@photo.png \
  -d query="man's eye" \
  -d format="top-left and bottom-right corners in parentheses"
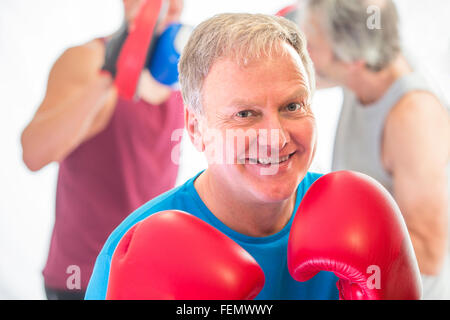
top-left (286, 103), bottom-right (304, 112)
top-left (236, 110), bottom-right (254, 118)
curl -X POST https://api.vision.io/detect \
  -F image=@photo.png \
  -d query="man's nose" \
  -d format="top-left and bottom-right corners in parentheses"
top-left (256, 116), bottom-right (290, 156)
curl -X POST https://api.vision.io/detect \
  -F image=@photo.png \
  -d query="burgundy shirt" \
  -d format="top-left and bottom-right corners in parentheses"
top-left (43, 92), bottom-right (184, 290)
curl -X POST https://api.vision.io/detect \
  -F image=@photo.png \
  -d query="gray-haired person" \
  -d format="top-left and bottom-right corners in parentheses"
top-left (291, 0), bottom-right (450, 299)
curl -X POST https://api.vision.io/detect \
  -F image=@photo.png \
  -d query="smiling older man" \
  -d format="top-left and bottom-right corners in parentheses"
top-left (85, 13), bottom-right (421, 300)
top-left (85, 12), bottom-right (339, 300)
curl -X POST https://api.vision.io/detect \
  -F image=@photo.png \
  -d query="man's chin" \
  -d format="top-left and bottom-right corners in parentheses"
top-left (251, 185), bottom-right (297, 204)
top-left (241, 171), bottom-right (301, 203)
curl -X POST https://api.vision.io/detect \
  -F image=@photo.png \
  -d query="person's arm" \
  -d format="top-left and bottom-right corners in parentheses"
top-left (383, 91), bottom-right (450, 276)
top-left (21, 40), bottom-right (118, 171)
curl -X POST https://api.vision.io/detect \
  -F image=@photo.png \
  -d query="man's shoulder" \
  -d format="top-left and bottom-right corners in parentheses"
top-left (101, 175), bottom-right (201, 256)
top-left (385, 90), bottom-right (448, 138)
top-left (383, 90), bottom-right (447, 145)
top-left (121, 179), bottom-right (194, 225)
top-left (50, 39), bottom-right (105, 83)
top-left (303, 171), bottom-right (323, 184)
top-left (62, 39), bottom-right (105, 59)
top-left (299, 172), bottom-right (323, 196)
top-left (394, 90), bottom-right (445, 114)
top-left (383, 90), bottom-right (449, 171)
top-left (85, 174), bottom-right (203, 300)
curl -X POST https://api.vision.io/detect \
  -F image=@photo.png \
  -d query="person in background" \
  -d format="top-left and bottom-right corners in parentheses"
top-left (292, 0), bottom-right (450, 299)
top-left (20, 0), bottom-right (185, 299)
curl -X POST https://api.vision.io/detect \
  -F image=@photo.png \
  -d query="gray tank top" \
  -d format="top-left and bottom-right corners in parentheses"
top-left (334, 72), bottom-right (434, 191)
top-left (331, 71), bottom-right (450, 299)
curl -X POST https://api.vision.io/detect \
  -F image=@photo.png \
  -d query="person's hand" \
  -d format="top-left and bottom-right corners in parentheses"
top-left (137, 69), bottom-right (171, 105)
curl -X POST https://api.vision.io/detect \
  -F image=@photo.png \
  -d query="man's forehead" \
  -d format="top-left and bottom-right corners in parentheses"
top-left (206, 42), bottom-right (308, 80)
top-left (204, 68), bottom-right (310, 110)
top-left (199, 41), bottom-right (312, 112)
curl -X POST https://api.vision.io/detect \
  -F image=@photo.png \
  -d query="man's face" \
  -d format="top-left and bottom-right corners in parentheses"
top-left (196, 42), bottom-right (317, 203)
top-left (123, 0), bottom-right (183, 33)
top-left (300, 10), bottom-right (347, 85)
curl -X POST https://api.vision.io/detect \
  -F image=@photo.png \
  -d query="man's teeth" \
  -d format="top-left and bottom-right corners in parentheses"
top-left (249, 154), bottom-right (290, 165)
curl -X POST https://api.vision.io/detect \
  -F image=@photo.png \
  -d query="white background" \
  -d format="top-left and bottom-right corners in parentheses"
top-left (0, 0), bottom-right (448, 299)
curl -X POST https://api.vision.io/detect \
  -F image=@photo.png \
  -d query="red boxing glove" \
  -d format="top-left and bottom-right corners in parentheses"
top-left (288, 171), bottom-right (422, 300)
top-left (106, 210), bottom-right (265, 300)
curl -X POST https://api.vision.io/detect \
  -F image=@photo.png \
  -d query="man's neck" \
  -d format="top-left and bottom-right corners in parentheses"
top-left (347, 55), bottom-right (413, 106)
top-left (194, 170), bottom-right (296, 238)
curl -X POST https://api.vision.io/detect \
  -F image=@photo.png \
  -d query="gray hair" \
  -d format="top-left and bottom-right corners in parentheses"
top-left (300, 0), bottom-right (401, 71)
top-left (178, 13), bottom-right (315, 114)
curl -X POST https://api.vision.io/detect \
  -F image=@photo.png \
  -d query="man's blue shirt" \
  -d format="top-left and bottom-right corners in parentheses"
top-left (85, 171), bottom-right (338, 300)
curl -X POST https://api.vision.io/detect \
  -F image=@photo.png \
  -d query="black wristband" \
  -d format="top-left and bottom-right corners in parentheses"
top-left (102, 21), bottom-right (129, 77)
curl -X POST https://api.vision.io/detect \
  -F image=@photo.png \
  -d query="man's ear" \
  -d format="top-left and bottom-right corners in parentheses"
top-left (185, 106), bottom-right (205, 152)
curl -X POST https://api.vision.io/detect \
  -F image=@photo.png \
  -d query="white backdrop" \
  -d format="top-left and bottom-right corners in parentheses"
top-left (0, 0), bottom-right (448, 299)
